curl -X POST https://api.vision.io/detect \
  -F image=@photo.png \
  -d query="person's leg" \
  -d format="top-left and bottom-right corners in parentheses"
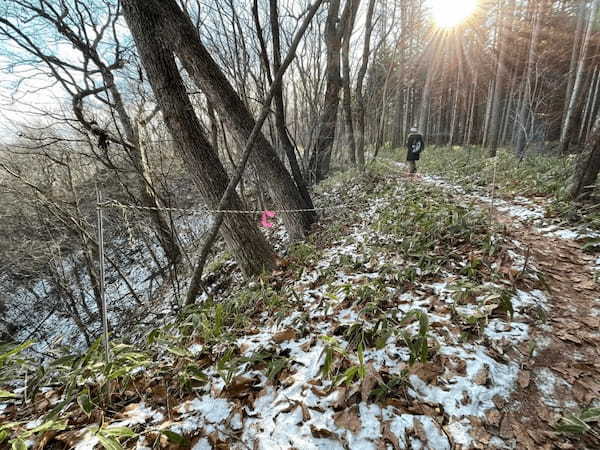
top-left (408, 160), bottom-right (416, 174)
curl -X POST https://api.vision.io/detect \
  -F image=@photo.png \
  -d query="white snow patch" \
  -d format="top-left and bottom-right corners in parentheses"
top-left (409, 346), bottom-right (519, 418)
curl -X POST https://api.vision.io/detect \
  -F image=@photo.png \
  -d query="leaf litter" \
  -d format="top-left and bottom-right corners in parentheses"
top-left (1, 161), bottom-right (599, 449)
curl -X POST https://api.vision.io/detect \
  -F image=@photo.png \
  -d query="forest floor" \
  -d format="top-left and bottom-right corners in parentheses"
top-left (1, 153), bottom-right (599, 449)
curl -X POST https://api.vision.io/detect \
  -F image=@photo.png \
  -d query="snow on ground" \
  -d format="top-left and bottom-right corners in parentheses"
top-left (0, 162), bottom-right (568, 449)
top-left (388, 160), bottom-right (600, 243)
top-left (125, 177), bottom-right (546, 448)
top-left (2, 212), bottom-right (210, 356)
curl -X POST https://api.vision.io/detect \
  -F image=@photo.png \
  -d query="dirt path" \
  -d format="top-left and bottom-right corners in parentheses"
top-left (391, 159), bottom-right (600, 448)
top-left (488, 210), bottom-right (600, 449)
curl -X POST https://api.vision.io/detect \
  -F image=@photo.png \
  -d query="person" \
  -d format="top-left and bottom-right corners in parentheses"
top-left (406, 127), bottom-right (425, 175)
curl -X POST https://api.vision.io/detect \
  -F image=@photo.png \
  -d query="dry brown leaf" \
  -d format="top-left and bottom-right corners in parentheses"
top-left (382, 421), bottom-right (401, 450)
top-left (413, 418), bottom-right (429, 445)
top-left (208, 431), bottom-right (230, 450)
top-left (310, 424), bottom-right (337, 439)
top-left (273, 329), bottom-right (297, 343)
top-left (511, 422), bottom-right (537, 449)
top-left (499, 413), bottom-right (514, 439)
top-left (473, 364), bottom-right (489, 386)
top-left (297, 401), bottom-right (311, 422)
top-left (310, 385), bottom-right (330, 398)
top-left (518, 370), bottom-right (531, 389)
top-left (222, 375), bottom-right (258, 399)
top-left (35, 431), bottom-right (57, 450)
top-left (334, 406), bottom-right (361, 433)
top-left (409, 362), bottom-right (443, 384)
top-left (485, 408), bottom-right (502, 426)
top-left (361, 363), bottom-right (383, 403)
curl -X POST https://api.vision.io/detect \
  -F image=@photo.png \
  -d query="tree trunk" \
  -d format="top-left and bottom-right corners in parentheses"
top-left (487, 0), bottom-right (512, 157)
top-left (268, 0), bottom-right (315, 213)
top-left (136, 120), bottom-right (182, 265)
top-left (418, 61), bottom-right (436, 134)
top-left (569, 111), bottom-right (600, 201)
top-left (144, 0), bottom-right (315, 240)
top-left (308, 0), bottom-right (345, 183)
top-left (341, 0), bottom-right (360, 166)
top-left (122, 0), bottom-right (276, 277)
top-left (562, 0), bottom-right (587, 130)
top-left (561, 0), bottom-right (599, 154)
top-left (355, 0), bottom-right (377, 171)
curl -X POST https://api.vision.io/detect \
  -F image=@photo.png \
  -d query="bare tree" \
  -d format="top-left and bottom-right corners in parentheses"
top-left (569, 110), bottom-right (600, 200)
top-left (560, 0), bottom-right (599, 154)
top-left (355, 0), bottom-right (377, 171)
top-left (487, 0), bottom-right (513, 157)
top-left (0, 0), bottom-right (182, 266)
top-left (122, 0), bottom-right (277, 277)
top-left (137, 0), bottom-right (317, 240)
top-left (308, 0), bottom-right (347, 183)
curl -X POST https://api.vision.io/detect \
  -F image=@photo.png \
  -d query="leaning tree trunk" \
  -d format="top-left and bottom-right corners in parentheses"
top-left (122, 0), bottom-right (276, 277)
top-left (569, 111), bottom-right (600, 201)
top-left (146, 0), bottom-right (315, 240)
top-left (561, 0), bottom-right (599, 154)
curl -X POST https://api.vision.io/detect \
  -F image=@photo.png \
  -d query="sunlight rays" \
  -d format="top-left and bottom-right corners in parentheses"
top-left (431, 0), bottom-right (478, 29)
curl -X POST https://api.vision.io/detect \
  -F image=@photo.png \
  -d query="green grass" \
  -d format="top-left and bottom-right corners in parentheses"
top-left (378, 145), bottom-right (600, 232)
top-left (418, 145), bottom-right (573, 198)
top-left (373, 179), bottom-right (502, 282)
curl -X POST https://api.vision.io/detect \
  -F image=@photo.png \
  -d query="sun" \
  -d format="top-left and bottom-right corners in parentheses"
top-left (431, 0), bottom-right (478, 28)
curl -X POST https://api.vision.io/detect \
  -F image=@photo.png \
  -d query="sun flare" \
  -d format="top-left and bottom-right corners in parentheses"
top-left (431, 0), bottom-right (478, 28)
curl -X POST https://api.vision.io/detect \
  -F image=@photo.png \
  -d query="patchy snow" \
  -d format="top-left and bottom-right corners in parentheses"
top-left (109, 403), bottom-right (164, 428)
top-left (446, 418), bottom-right (474, 447)
top-left (534, 368), bottom-right (577, 408)
top-left (73, 429), bottom-right (99, 450)
top-left (6, 159), bottom-right (569, 450)
top-left (177, 395), bottom-right (232, 424)
top-left (484, 319), bottom-right (530, 344)
top-left (409, 346), bottom-right (519, 418)
top-left (191, 438), bottom-right (213, 450)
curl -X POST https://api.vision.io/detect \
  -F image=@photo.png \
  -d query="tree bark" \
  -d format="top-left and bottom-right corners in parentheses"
top-left (569, 111), bottom-right (600, 201)
top-left (341, 0), bottom-right (361, 166)
top-left (122, 0), bottom-right (276, 277)
top-left (308, 0), bottom-right (345, 182)
top-left (487, 0), bottom-right (512, 157)
top-left (562, 0), bottom-right (587, 131)
top-left (268, 0), bottom-right (316, 213)
top-left (355, 0), bottom-right (377, 171)
top-left (561, 0), bottom-right (599, 154)
top-left (143, 0), bottom-right (315, 240)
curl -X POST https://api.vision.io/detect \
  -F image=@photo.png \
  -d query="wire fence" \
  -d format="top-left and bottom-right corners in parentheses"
top-left (97, 199), bottom-right (352, 215)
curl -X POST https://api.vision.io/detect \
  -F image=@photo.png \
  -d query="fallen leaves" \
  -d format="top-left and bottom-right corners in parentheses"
top-left (333, 406), bottom-right (361, 433)
top-left (272, 329), bottom-right (297, 343)
top-left (473, 364), bottom-right (490, 386)
top-left (408, 361), bottom-right (443, 384)
top-left (310, 424), bottom-right (337, 439)
top-left (518, 370), bottom-right (531, 389)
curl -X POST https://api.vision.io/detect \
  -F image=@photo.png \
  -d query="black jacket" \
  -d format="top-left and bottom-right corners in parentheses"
top-left (406, 133), bottom-right (425, 161)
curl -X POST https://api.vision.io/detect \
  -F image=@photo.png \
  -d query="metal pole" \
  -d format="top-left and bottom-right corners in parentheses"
top-left (96, 187), bottom-right (110, 363)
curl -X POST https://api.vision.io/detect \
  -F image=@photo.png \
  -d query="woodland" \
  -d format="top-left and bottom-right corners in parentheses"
top-left (0, 0), bottom-right (600, 449)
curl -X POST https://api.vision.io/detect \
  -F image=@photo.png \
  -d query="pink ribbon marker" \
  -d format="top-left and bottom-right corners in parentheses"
top-left (260, 210), bottom-right (277, 228)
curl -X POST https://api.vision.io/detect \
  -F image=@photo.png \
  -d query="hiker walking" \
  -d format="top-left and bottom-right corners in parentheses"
top-left (406, 127), bottom-right (425, 175)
